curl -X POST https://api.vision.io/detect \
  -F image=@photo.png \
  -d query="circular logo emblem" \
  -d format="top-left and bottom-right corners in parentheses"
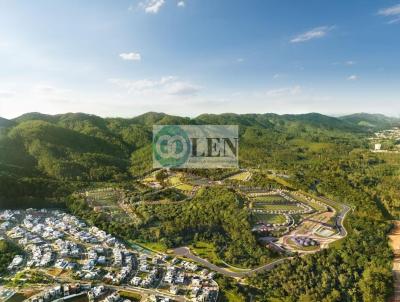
top-left (153, 125), bottom-right (191, 167)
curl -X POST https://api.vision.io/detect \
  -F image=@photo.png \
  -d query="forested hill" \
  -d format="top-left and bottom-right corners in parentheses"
top-left (0, 111), bottom-right (361, 180)
top-left (0, 117), bottom-right (14, 128)
top-left (1, 111), bottom-right (399, 300)
top-left (0, 111), bottom-right (399, 214)
top-left (0, 111), bottom-right (390, 182)
top-left (340, 113), bottom-right (400, 130)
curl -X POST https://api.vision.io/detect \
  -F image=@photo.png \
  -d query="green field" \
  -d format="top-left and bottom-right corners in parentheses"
top-left (119, 291), bottom-right (142, 302)
top-left (133, 240), bottom-right (167, 253)
top-left (228, 171), bottom-right (251, 181)
top-left (287, 193), bottom-right (327, 211)
top-left (252, 195), bottom-right (288, 202)
top-left (168, 175), bottom-right (194, 192)
top-left (253, 202), bottom-right (300, 212)
top-left (189, 241), bottom-right (225, 266)
top-left (175, 183), bottom-right (194, 191)
top-left (253, 213), bottom-right (286, 224)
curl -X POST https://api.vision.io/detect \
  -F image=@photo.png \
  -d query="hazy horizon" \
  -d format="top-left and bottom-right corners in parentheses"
top-left (1, 110), bottom-right (399, 121)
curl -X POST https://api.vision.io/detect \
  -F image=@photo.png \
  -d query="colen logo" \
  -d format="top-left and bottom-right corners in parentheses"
top-left (153, 125), bottom-right (239, 168)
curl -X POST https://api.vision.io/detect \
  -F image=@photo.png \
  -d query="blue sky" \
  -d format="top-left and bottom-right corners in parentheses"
top-left (0, 0), bottom-right (399, 118)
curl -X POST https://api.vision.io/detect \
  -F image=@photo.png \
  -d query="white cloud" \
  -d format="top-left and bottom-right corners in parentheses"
top-left (265, 85), bottom-right (302, 98)
top-left (345, 60), bottom-right (356, 66)
top-left (109, 76), bottom-right (201, 96)
top-left (291, 26), bottom-right (334, 43)
top-left (165, 81), bottom-right (199, 95)
top-left (119, 52), bottom-right (141, 61)
top-left (177, 1), bottom-right (185, 7)
top-left (378, 4), bottom-right (400, 24)
top-left (347, 75), bottom-right (358, 81)
top-left (140, 0), bottom-right (165, 14)
top-left (378, 4), bottom-right (400, 16)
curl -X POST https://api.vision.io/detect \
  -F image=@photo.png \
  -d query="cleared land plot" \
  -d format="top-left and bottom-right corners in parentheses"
top-left (228, 171), bottom-right (251, 181)
top-left (118, 291), bottom-right (142, 302)
top-left (252, 195), bottom-right (288, 203)
top-left (315, 227), bottom-right (336, 237)
top-left (86, 193), bottom-right (118, 207)
top-left (168, 175), bottom-right (194, 192)
top-left (175, 183), bottom-right (194, 191)
top-left (287, 193), bottom-right (327, 211)
top-left (253, 213), bottom-right (286, 224)
top-left (189, 241), bottom-right (225, 267)
top-left (253, 202), bottom-right (300, 212)
top-left (142, 175), bottom-right (156, 183)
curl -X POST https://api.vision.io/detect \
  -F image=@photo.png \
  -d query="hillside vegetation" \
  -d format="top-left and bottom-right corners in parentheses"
top-left (0, 111), bottom-right (399, 300)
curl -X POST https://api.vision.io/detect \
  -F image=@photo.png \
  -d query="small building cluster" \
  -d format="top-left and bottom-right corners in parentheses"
top-left (293, 236), bottom-right (319, 247)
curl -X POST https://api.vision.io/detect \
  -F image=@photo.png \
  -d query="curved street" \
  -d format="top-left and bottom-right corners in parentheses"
top-left (172, 247), bottom-right (289, 278)
top-left (173, 196), bottom-right (350, 278)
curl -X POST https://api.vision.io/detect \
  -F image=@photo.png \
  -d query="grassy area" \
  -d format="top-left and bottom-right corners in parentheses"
top-left (252, 195), bottom-right (288, 202)
top-left (266, 175), bottom-right (295, 189)
top-left (8, 270), bottom-right (54, 287)
top-left (143, 176), bottom-right (156, 183)
top-left (175, 183), bottom-right (193, 192)
top-left (189, 241), bottom-right (226, 266)
top-left (169, 175), bottom-right (194, 192)
top-left (287, 192), bottom-right (327, 211)
top-left (228, 171), bottom-right (251, 181)
top-left (220, 290), bottom-right (246, 302)
top-left (215, 276), bottom-right (247, 302)
top-left (252, 213), bottom-right (286, 224)
top-left (118, 291), bottom-right (142, 301)
top-left (168, 175), bottom-right (182, 185)
top-left (299, 191), bottom-right (342, 213)
top-left (132, 240), bottom-right (168, 253)
top-left (253, 202), bottom-right (300, 212)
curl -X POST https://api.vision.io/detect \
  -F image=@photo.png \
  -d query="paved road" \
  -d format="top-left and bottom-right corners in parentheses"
top-left (172, 247), bottom-right (289, 278)
top-left (173, 196), bottom-right (350, 278)
top-left (318, 196), bottom-right (351, 237)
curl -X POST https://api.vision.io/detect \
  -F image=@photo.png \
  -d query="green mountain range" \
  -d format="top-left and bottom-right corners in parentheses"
top-left (0, 111), bottom-right (398, 206)
top-left (0, 111), bottom-right (397, 180)
top-left (1, 111), bottom-right (399, 301)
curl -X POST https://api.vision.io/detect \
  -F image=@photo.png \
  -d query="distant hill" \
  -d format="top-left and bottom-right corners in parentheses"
top-left (340, 113), bottom-right (400, 130)
top-left (0, 111), bottom-right (377, 184)
top-left (13, 112), bottom-right (58, 124)
top-left (0, 117), bottom-right (15, 128)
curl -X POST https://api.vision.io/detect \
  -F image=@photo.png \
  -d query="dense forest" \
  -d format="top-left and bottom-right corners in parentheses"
top-left (251, 216), bottom-right (393, 301)
top-left (1, 111), bottom-right (400, 301)
top-left (67, 186), bottom-right (276, 267)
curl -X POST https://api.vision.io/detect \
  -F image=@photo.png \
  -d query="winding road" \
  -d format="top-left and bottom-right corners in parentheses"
top-left (173, 196), bottom-right (351, 278)
top-left (172, 247), bottom-right (289, 278)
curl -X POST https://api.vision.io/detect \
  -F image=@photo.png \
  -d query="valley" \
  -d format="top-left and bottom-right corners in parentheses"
top-left (0, 112), bottom-right (399, 302)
